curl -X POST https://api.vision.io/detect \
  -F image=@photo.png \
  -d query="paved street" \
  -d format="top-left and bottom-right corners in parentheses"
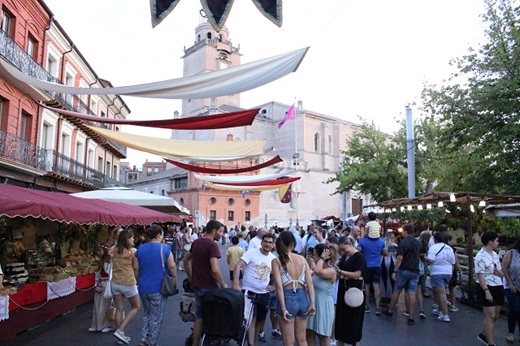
top-left (2, 242), bottom-right (514, 346)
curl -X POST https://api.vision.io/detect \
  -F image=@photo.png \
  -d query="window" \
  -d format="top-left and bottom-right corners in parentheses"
top-left (228, 211), bottom-right (234, 221)
top-left (27, 34), bottom-right (38, 59)
top-left (113, 165), bottom-right (117, 180)
top-left (147, 167), bottom-right (152, 174)
top-left (210, 210), bottom-right (216, 220)
top-left (0, 97), bottom-right (7, 130)
top-left (245, 211), bottom-right (251, 222)
top-left (328, 135), bottom-right (333, 154)
top-left (88, 149), bottom-right (94, 168)
top-left (154, 167), bottom-right (159, 173)
top-left (161, 189), bottom-right (165, 196)
top-left (97, 156), bottom-right (103, 172)
top-left (20, 112), bottom-right (31, 141)
top-left (75, 141), bottom-right (84, 162)
top-left (179, 198), bottom-right (184, 205)
top-left (228, 198), bottom-right (235, 205)
top-left (245, 199), bottom-right (251, 206)
top-left (1, 9), bottom-right (14, 37)
top-left (209, 197), bottom-right (217, 205)
top-left (46, 54), bottom-right (59, 78)
top-left (174, 177), bottom-right (187, 189)
top-left (106, 161), bottom-right (111, 178)
top-left (314, 133), bottom-right (321, 153)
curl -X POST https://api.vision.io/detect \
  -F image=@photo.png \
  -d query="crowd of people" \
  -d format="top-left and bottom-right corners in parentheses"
top-left (87, 214), bottom-right (520, 346)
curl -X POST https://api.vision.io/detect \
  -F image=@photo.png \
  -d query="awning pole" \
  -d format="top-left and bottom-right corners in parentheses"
top-left (466, 194), bottom-right (474, 298)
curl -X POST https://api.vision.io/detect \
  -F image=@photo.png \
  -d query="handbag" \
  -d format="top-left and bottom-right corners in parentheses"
top-left (106, 299), bottom-right (116, 321)
top-left (344, 278), bottom-right (364, 308)
top-left (160, 244), bottom-right (179, 297)
top-left (103, 263), bottom-right (113, 299)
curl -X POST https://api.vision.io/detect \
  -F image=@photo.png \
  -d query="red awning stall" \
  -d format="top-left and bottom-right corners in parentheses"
top-left (0, 184), bottom-right (181, 341)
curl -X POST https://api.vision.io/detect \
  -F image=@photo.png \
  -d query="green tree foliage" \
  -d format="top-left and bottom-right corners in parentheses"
top-left (326, 118), bottom-right (409, 202)
top-left (421, 0), bottom-right (520, 195)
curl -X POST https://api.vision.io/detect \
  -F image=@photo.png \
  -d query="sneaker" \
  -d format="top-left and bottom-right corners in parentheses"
top-left (114, 330), bottom-right (130, 345)
top-left (401, 310), bottom-right (410, 317)
top-left (449, 305), bottom-right (459, 312)
top-left (477, 333), bottom-right (488, 345)
top-left (419, 311), bottom-right (426, 319)
top-left (375, 308), bottom-right (381, 316)
top-left (438, 314), bottom-right (450, 322)
top-left (407, 318), bottom-right (415, 325)
top-left (507, 333), bottom-right (515, 343)
top-left (258, 332), bottom-right (266, 343)
top-left (432, 308), bottom-right (441, 316)
top-left (382, 308), bottom-right (393, 317)
top-left (88, 327), bottom-right (97, 332)
top-left (432, 304), bottom-right (439, 310)
top-left (365, 306), bottom-right (370, 313)
top-left (330, 341), bottom-right (337, 346)
top-left (271, 329), bottom-right (282, 340)
top-left (101, 327), bottom-right (114, 333)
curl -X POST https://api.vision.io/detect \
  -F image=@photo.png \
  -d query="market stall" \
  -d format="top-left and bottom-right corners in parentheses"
top-left (0, 184), bottom-right (181, 341)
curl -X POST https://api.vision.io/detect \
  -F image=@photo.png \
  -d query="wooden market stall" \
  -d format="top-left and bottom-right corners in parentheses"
top-left (0, 184), bottom-right (181, 341)
top-left (363, 191), bottom-right (520, 297)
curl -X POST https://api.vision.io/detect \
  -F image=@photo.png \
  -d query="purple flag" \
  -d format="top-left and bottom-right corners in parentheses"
top-left (277, 103), bottom-right (296, 129)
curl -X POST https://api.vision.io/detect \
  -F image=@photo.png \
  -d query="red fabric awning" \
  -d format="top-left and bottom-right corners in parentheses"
top-left (42, 105), bottom-right (259, 130)
top-left (164, 155), bottom-right (283, 174)
top-left (0, 184), bottom-right (181, 225)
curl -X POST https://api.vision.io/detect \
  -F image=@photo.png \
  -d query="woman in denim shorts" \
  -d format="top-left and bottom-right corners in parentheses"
top-left (272, 231), bottom-right (315, 346)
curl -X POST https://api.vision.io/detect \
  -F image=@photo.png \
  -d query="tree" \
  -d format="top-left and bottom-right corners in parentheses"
top-left (421, 0), bottom-right (520, 195)
top-left (326, 118), bottom-right (409, 202)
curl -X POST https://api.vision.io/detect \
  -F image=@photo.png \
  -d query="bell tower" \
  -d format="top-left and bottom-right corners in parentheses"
top-left (181, 16), bottom-right (241, 117)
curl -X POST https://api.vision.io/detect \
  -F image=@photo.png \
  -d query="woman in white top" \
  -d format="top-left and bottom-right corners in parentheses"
top-left (475, 231), bottom-right (504, 346)
top-left (426, 232), bottom-right (455, 322)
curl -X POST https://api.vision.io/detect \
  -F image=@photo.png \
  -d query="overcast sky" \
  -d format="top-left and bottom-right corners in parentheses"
top-left (44, 0), bottom-right (487, 166)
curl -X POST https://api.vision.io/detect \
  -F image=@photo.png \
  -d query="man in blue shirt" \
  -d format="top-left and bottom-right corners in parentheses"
top-left (358, 228), bottom-right (388, 315)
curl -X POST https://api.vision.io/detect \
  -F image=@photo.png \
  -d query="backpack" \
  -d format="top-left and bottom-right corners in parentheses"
top-left (179, 293), bottom-right (196, 322)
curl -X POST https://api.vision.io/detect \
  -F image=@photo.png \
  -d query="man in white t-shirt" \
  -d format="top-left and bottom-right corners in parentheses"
top-left (232, 233), bottom-right (276, 346)
top-left (290, 226), bottom-right (303, 253)
top-left (248, 227), bottom-right (268, 251)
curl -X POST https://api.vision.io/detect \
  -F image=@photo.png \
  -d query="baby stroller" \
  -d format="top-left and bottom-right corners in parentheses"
top-left (184, 287), bottom-right (252, 346)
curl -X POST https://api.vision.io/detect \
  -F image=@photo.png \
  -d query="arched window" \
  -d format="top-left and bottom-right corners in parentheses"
top-left (314, 133), bottom-right (321, 153)
top-left (206, 32), bottom-right (212, 40)
top-left (328, 135), bottom-right (333, 154)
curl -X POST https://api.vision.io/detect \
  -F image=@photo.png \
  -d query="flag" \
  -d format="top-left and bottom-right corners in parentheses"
top-left (277, 103), bottom-right (296, 129)
top-left (242, 190), bottom-right (251, 198)
top-left (279, 184), bottom-right (292, 203)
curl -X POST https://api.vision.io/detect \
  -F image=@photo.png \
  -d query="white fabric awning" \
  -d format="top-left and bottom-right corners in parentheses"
top-left (193, 169), bottom-right (296, 184)
top-left (0, 47), bottom-right (309, 100)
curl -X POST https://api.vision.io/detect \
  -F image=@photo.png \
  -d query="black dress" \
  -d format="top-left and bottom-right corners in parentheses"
top-left (335, 252), bottom-right (367, 345)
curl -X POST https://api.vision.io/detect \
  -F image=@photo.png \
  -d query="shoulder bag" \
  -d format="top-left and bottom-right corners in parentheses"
top-left (160, 244), bottom-right (179, 296)
top-left (102, 260), bottom-right (113, 299)
top-left (344, 277), bottom-right (364, 308)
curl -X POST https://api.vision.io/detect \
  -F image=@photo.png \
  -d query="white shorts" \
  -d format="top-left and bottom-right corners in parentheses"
top-left (111, 283), bottom-right (139, 298)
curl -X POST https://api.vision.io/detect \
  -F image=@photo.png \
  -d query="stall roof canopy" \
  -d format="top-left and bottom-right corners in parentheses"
top-left (364, 191), bottom-right (520, 209)
top-left (70, 187), bottom-right (190, 215)
top-left (0, 184), bottom-right (181, 225)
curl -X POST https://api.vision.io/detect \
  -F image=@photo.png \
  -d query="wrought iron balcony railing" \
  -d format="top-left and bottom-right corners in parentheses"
top-left (0, 30), bottom-right (127, 157)
top-left (0, 130), bottom-right (122, 188)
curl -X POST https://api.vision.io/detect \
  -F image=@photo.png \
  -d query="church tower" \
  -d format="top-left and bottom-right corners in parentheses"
top-left (181, 17), bottom-right (241, 117)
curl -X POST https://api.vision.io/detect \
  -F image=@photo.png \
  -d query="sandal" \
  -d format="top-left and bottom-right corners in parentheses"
top-left (139, 339), bottom-right (149, 346)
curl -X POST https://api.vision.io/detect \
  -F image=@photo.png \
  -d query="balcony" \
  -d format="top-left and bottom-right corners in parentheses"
top-left (0, 130), bottom-right (122, 188)
top-left (0, 30), bottom-right (126, 157)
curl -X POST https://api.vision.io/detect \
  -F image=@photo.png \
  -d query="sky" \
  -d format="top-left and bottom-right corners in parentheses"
top-left (44, 0), bottom-right (487, 167)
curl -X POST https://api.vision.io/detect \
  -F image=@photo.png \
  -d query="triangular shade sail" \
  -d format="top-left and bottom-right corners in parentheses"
top-left (164, 156), bottom-right (283, 174)
top-left (193, 169), bottom-right (295, 184)
top-left (87, 126), bottom-right (266, 161)
top-left (0, 184), bottom-right (181, 226)
top-left (42, 105), bottom-right (259, 130)
top-left (0, 48), bottom-right (309, 100)
top-left (70, 187), bottom-right (189, 215)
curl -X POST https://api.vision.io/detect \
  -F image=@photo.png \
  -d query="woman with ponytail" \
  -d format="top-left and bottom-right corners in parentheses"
top-left (272, 231), bottom-right (315, 346)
